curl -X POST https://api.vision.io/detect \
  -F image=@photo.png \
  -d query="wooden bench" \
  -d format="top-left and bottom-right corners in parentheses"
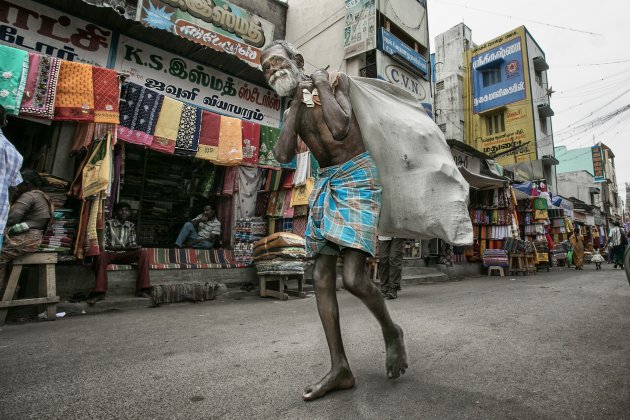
top-left (258, 274), bottom-right (306, 301)
top-left (0, 253), bottom-right (59, 325)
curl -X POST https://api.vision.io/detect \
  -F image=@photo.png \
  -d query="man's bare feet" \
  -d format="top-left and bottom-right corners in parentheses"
top-left (303, 366), bottom-right (355, 401)
top-left (385, 324), bottom-right (408, 379)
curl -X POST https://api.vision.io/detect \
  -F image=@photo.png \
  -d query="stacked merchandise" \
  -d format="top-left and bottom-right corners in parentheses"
top-left (533, 240), bottom-right (550, 270)
top-left (518, 197), bottom-right (549, 242)
top-left (233, 217), bottom-right (267, 266)
top-left (482, 249), bottom-right (509, 267)
top-left (551, 243), bottom-right (568, 267)
top-left (469, 186), bottom-right (514, 261)
top-left (39, 209), bottom-right (78, 262)
top-left (548, 208), bottom-right (570, 244)
top-left (253, 232), bottom-right (307, 276)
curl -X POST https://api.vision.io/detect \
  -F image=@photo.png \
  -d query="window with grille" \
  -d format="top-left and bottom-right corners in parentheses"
top-left (485, 113), bottom-right (505, 135)
top-left (436, 81), bottom-right (445, 91)
top-left (482, 67), bottom-right (501, 87)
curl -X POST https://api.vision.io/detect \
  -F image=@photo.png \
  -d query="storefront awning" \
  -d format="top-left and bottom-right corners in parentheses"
top-left (458, 166), bottom-right (509, 190)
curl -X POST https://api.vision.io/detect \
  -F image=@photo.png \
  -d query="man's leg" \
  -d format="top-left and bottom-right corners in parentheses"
top-left (378, 239), bottom-right (391, 295)
top-left (134, 249), bottom-right (151, 293)
top-left (303, 253), bottom-right (356, 401)
top-left (389, 239), bottom-right (404, 296)
top-left (341, 248), bottom-right (408, 379)
top-left (175, 222), bottom-right (197, 247)
top-left (93, 251), bottom-right (113, 295)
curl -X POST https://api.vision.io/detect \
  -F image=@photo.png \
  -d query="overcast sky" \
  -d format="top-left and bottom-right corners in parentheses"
top-left (427, 0), bottom-right (630, 201)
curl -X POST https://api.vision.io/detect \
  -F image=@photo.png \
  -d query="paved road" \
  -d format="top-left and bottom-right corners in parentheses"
top-left (1, 265), bottom-right (629, 419)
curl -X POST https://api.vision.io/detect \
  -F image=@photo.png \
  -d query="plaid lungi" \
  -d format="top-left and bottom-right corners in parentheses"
top-left (306, 151), bottom-right (381, 257)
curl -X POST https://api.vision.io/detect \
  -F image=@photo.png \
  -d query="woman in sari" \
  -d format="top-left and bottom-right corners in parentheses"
top-left (570, 233), bottom-right (585, 270)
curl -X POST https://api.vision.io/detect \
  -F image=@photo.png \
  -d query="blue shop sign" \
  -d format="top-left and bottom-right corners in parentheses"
top-left (378, 28), bottom-right (427, 78)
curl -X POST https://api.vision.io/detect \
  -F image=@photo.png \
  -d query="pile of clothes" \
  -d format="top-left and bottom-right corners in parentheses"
top-left (253, 232), bottom-right (306, 275)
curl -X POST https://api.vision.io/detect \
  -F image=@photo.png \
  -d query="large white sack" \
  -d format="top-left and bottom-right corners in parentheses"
top-left (348, 76), bottom-right (473, 245)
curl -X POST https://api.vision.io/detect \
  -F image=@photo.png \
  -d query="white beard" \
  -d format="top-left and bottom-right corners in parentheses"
top-left (269, 63), bottom-right (304, 97)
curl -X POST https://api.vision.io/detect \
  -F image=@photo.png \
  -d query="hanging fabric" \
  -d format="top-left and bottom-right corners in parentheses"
top-left (92, 67), bottom-right (120, 124)
top-left (282, 190), bottom-right (294, 218)
top-left (150, 96), bottom-right (183, 154)
top-left (258, 125), bottom-right (282, 169)
top-left (195, 110), bottom-right (221, 161)
top-left (294, 151), bottom-right (310, 186)
top-left (222, 166), bottom-right (238, 197)
top-left (235, 166), bottom-right (261, 219)
top-left (174, 104), bottom-right (201, 156)
top-left (290, 178), bottom-right (314, 207)
top-left (217, 116), bottom-right (243, 165)
top-left (241, 121), bottom-right (260, 166)
top-left (117, 83), bottom-right (164, 146)
top-left (82, 133), bottom-right (112, 199)
top-left (54, 60), bottom-right (94, 121)
top-left (0, 45), bottom-right (29, 116)
top-left (20, 53), bottom-right (60, 119)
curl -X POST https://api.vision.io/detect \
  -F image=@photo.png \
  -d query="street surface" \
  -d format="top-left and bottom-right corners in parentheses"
top-left (1, 265), bottom-right (629, 419)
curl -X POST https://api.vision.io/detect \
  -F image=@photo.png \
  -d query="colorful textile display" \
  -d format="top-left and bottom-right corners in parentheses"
top-left (0, 45), bottom-right (29, 115)
top-left (254, 232), bottom-right (305, 257)
top-left (258, 125), bottom-right (281, 169)
top-left (174, 104), bottom-right (201, 156)
top-left (294, 152), bottom-right (310, 186)
top-left (241, 121), bottom-right (260, 166)
top-left (106, 248), bottom-right (247, 270)
top-left (151, 96), bottom-right (183, 154)
top-left (82, 134), bottom-right (112, 198)
top-left (290, 178), bottom-right (314, 207)
top-left (38, 209), bottom-right (77, 261)
top-left (118, 83), bottom-right (164, 146)
top-left (92, 67), bottom-right (120, 123)
top-left (282, 190), bottom-right (294, 218)
top-left (217, 116), bottom-right (243, 165)
top-left (292, 216), bottom-right (308, 237)
top-left (195, 110), bottom-right (221, 161)
top-left (20, 53), bottom-right (60, 119)
top-left (54, 60), bottom-right (94, 121)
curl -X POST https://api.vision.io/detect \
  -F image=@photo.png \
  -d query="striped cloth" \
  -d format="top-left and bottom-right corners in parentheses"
top-left (106, 247), bottom-right (247, 270)
top-left (306, 151), bottom-right (381, 257)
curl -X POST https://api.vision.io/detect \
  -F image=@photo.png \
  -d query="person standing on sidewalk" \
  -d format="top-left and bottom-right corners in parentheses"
top-left (378, 236), bottom-right (404, 299)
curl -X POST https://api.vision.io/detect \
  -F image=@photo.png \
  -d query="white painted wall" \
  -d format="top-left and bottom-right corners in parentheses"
top-left (285, 0), bottom-right (347, 75)
top-left (557, 170), bottom-right (601, 207)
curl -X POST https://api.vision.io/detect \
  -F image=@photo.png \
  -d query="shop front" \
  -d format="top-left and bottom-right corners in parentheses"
top-left (1, 0), bottom-right (305, 302)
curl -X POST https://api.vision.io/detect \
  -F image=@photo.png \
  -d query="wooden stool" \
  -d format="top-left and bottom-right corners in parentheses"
top-left (0, 253), bottom-right (59, 325)
top-left (259, 274), bottom-right (306, 301)
top-left (367, 257), bottom-right (380, 283)
top-left (487, 266), bottom-right (504, 276)
top-left (508, 253), bottom-right (527, 276)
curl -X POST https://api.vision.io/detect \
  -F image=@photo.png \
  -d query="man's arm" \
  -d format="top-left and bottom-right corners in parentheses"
top-left (311, 70), bottom-right (352, 141)
top-left (274, 81), bottom-right (312, 163)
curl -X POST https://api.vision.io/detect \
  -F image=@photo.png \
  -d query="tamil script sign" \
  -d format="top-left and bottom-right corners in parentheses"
top-left (137, 0), bottom-right (275, 68)
top-left (378, 28), bottom-right (428, 77)
top-left (471, 35), bottom-right (526, 114)
top-left (0, 0), bottom-right (112, 65)
top-left (343, 0), bottom-right (376, 59)
top-left (591, 145), bottom-right (606, 182)
top-left (113, 36), bottom-right (282, 127)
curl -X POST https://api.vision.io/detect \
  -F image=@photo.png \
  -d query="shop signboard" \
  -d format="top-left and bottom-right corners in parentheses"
top-left (343, 0), bottom-right (377, 59)
top-left (591, 145), bottom-right (606, 183)
top-left (468, 28), bottom-right (536, 166)
top-left (471, 34), bottom-right (526, 114)
top-left (375, 50), bottom-right (428, 101)
top-left (585, 215), bottom-right (595, 226)
top-left (378, 0), bottom-right (428, 47)
top-left (451, 148), bottom-right (481, 174)
top-left (0, 0), bottom-right (112, 66)
top-left (378, 28), bottom-right (427, 77)
top-left (137, 0), bottom-right (275, 68)
top-left (113, 36), bottom-right (282, 127)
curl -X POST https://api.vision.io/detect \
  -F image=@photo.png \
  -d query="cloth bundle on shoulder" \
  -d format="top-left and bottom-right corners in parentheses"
top-left (347, 76), bottom-right (473, 245)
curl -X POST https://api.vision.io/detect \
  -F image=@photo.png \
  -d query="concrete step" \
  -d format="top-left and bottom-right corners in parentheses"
top-left (402, 257), bottom-right (427, 267)
top-left (401, 273), bottom-right (449, 285)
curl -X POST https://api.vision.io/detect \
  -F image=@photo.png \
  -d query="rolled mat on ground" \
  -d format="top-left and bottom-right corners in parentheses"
top-left (347, 75), bottom-right (473, 245)
top-left (151, 282), bottom-right (225, 305)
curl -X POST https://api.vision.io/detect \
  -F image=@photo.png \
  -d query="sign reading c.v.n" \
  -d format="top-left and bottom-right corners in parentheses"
top-left (471, 36), bottom-right (526, 114)
top-left (114, 35), bottom-right (282, 127)
top-left (137, 0), bottom-right (275, 67)
top-left (377, 28), bottom-right (428, 78)
top-left (0, 0), bottom-right (112, 65)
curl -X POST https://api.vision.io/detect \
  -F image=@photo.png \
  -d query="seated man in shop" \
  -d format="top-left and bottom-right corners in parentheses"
top-left (0, 170), bottom-right (53, 294)
top-left (174, 204), bottom-right (221, 249)
top-left (261, 40), bottom-right (407, 401)
top-left (88, 202), bottom-right (152, 304)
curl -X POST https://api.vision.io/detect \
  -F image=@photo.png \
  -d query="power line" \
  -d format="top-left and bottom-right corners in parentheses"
top-left (432, 0), bottom-right (601, 35)
top-left (554, 59), bottom-right (630, 68)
